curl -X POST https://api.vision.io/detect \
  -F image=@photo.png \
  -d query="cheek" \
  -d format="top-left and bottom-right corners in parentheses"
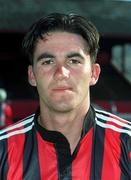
top-left (35, 69), bottom-right (54, 91)
top-left (72, 67), bottom-right (91, 82)
top-left (71, 69), bottom-right (91, 96)
top-left (35, 66), bottom-right (52, 80)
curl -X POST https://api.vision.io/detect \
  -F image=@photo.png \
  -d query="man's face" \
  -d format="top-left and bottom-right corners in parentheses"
top-left (28, 32), bottom-right (100, 112)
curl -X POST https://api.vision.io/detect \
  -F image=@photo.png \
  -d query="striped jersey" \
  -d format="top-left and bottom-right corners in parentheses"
top-left (0, 106), bottom-right (130, 180)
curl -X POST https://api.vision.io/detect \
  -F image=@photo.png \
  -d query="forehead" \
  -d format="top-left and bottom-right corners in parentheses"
top-left (35, 32), bottom-right (88, 52)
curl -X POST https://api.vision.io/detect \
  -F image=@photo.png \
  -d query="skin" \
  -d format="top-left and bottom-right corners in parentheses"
top-left (28, 32), bottom-right (100, 153)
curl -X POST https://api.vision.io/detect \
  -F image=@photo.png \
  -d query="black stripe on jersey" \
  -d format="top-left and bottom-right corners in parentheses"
top-left (121, 126), bottom-right (131, 132)
top-left (23, 126), bottom-right (40, 180)
top-left (23, 119), bottom-right (34, 129)
top-left (34, 109), bottom-right (72, 180)
top-left (55, 139), bottom-right (72, 180)
top-left (120, 133), bottom-right (131, 179)
top-left (0, 138), bottom-right (8, 180)
top-left (90, 124), bottom-right (105, 180)
top-left (95, 109), bottom-right (110, 116)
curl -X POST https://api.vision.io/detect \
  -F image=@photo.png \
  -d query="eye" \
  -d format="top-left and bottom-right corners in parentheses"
top-left (41, 59), bottom-right (54, 65)
top-left (68, 58), bottom-right (81, 64)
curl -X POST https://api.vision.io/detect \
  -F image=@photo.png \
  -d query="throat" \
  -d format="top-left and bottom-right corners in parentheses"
top-left (38, 114), bottom-right (83, 154)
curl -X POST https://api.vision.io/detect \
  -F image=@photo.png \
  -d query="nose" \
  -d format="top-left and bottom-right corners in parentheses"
top-left (54, 64), bottom-right (70, 80)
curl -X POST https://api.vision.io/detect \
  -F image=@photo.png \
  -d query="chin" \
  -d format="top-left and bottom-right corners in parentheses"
top-left (51, 102), bottom-right (74, 112)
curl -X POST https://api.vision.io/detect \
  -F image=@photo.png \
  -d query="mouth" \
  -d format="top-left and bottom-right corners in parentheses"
top-left (52, 86), bottom-right (73, 92)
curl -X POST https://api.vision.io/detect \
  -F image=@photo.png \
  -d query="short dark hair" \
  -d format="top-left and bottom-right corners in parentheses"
top-left (22, 13), bottom-right (100, 64)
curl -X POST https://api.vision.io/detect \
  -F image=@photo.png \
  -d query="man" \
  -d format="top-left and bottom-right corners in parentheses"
top-left (0, 13), bottom-right (130, 180)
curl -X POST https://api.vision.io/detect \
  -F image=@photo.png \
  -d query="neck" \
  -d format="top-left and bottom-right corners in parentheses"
top-left (39, 102), bottom-right (90, 153)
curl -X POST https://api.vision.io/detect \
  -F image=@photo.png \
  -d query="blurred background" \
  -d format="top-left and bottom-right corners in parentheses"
top-left (0, 0), bottom-right (131, 123)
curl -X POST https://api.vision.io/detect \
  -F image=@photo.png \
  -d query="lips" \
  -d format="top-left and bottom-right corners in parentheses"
top-left (52, 86), bottom-right (72, 91)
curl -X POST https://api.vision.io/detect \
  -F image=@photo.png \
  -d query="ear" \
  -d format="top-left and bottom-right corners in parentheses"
top-left (90, 63), bottom-right (101, 86)
top-left (28, 65), bottom-right (37, 86)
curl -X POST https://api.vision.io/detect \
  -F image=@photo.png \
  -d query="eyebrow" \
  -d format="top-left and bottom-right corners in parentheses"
top-left (66, 52), bottom-right (85, 59)
top-left (36, 52), bottom-right (85, 62)
top-left (37, 53), bottom-right (55, 61)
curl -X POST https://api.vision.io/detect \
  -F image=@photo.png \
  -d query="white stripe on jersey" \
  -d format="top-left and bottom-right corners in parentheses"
top-left (96, 117), bottom-right (131, 136)
top-left (0, 122), bottom-right (34, 140)
top-left (95, 108), bottom-right (131, 125)
top-left (0, 114), bottom-right (35, 135)
top-left (0, 114), bottom-right (35, 140)
top-left (96, 113), bottom-right (131, 130)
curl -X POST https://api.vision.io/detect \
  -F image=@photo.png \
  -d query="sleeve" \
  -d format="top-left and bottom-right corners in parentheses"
top-left (0, 139), bottom-right (8, 179)
top-left (120, 133), bottom-right (131, 179)
top-left (128, 136), bottom-right (131, 177)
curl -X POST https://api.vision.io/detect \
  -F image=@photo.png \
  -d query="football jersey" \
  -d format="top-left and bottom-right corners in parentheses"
top-left (0, 106), bottom-right (130, 180)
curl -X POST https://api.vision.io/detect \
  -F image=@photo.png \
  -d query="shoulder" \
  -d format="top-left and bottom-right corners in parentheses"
top-left (0, 113), bottom-right (35, 141)
top-left (94, 108), bottom-right (131, 137)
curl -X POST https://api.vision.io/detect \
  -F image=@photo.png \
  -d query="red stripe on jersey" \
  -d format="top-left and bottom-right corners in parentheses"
top-left (6, 121), bottom-right (25, 134)
top-left (109, 114), bottom-right (128, 125)
top-left (108, 113), bottom-right (129, 130)
top-left (129, 151), bottom-right (131, 160)
top-left (72, 128), bottom-right (93, 180)
top-left (101, 128), bottom-right (121, 180)
top-left (36, 132), bottom-right (58, 180)
top-left (7, 130), bottom-right (25, 180)
top-left (106, 120), bottom-right (122, 129)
